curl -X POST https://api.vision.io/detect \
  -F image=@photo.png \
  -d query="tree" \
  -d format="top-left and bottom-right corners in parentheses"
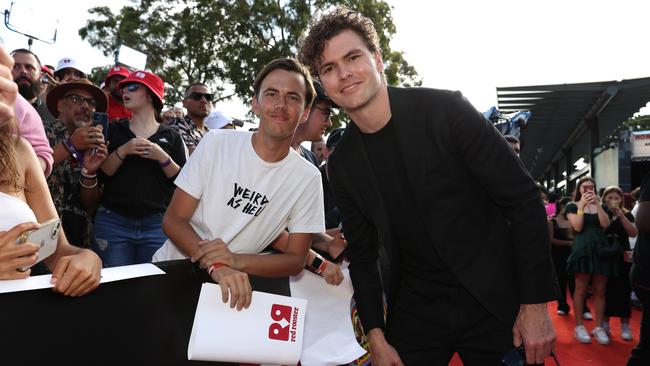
top-left (79, 0), bottom-right (421, 124)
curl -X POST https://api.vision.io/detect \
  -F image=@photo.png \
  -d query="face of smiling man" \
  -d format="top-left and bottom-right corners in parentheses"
top-left (317, 29), bottom-right (385, 114)
top-left (252, 68), bottom-right (310, 141)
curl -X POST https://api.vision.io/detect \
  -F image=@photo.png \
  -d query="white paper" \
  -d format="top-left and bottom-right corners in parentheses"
top-left (188, 283), bottom-right (307, 364)
top-left (0, 263), bottom-right (165, 294)
top-left (289, 263), bottom-right (366, 366)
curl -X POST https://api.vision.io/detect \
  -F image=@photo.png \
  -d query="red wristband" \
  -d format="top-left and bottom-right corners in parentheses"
top-left (208, 262), bottom-right (226, 275)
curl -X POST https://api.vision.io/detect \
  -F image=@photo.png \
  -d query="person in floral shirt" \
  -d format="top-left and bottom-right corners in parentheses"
top-left (168, 82), bottom-right (212, 154)
top-left (44, 79), bottom-right (108, 248)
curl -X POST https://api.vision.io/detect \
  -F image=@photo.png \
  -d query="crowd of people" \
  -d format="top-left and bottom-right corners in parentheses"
top-left (1, 6), bottom-right (649, 366)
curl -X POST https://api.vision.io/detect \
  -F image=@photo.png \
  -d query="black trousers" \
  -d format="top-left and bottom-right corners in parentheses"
top-left (628, 265), bottom-right (650, 365)
top-left (386, 276), bottom-right (512, 366)
top-left (552, 245), bottom-right (571, 311)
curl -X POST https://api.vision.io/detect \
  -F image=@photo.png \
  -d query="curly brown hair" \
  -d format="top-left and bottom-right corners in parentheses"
top-left (0, 117), bottom-right (21, 192)
top-left (298, 7), bottom-right (380, 76)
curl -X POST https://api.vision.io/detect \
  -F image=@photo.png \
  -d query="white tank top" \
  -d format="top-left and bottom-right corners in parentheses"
top-left (0, 191), bottom-right (37, 231)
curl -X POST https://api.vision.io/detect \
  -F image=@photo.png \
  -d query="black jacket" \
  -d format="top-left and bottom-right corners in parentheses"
top-left (328, 86), bottom-right (558, 332)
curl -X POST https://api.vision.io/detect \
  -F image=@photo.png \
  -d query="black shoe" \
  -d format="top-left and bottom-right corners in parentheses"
top-left (557, 303), bottom-right (570, 316)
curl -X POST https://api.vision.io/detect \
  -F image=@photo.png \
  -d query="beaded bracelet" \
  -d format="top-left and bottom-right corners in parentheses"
top-left (80, 168), bottom-right (97, 179)
top-left (79, 177), bottom-right (98, 189)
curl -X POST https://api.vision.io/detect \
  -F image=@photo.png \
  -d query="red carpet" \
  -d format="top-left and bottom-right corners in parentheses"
top-left (449, 300), bottom-right (642, 365)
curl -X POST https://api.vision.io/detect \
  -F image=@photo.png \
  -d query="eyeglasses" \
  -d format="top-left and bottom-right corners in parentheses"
top-left (122, 83), bottom-right (141, 92)
top-left (187, 92), bottom-right (214, 102)
top-left (63, 94), bottom-right (97, 108)
top-left (312, 106), bottom-right (331, 120)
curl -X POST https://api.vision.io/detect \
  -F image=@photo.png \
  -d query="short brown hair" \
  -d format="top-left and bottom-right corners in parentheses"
top-left (299, 7), bottom-right (380, 76)
top-left (252, 58), bottom-right (315, 108)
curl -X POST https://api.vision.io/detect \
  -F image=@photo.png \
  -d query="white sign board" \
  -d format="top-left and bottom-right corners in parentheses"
top-left (631, 131), bottom-right (650, 160)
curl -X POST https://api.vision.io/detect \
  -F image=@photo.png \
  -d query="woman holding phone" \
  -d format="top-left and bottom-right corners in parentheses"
top-left (566, 176), bottom-right (614, 345)
top-left (92, 70), bottom-right (186, 267)
top-left (0, 46), bottom-right (101, 295)
top-left (601, 186), bottom-right (637, 341)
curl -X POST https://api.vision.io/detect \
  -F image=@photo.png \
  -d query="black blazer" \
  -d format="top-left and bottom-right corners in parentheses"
top-left (328, 86), bottom-right (558, 332)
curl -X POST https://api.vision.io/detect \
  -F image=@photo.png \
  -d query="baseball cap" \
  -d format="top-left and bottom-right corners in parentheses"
top-left (313, 80), bottom-right (338, 108)
top-left (118, 70), bottom-right (165, 106)
top-left (54, 57), bottom-right (86, 77)
top-left (205, 110), bottom-right (233, 129)
top-left (326, 128), bottom-right (345, 149)
top-left (105, 65), bottom-right (131, 83)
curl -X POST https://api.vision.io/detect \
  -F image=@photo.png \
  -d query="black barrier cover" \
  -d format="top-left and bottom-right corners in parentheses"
top-left (0, 259), bottom-right (291, 365)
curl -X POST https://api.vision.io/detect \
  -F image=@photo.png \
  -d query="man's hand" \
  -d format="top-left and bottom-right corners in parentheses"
top-left (210, 266), bottom-right (252, 311)
top-left (321, 260), bottom-right (344, 285)
top-left (512, 303), bottom-right (556, 365)
top-left (50, 249), bottom-right (101, 297)
top-left (326, 228), bottom-right (347, 260)
top-left (193, 238), bottom-right (239, 270)
top-left (367, 328), bottom-right (404, 366)
top-left (83, 142), bottom-right (108, 173)
top-left (70, 125), bottom-right (105, 151)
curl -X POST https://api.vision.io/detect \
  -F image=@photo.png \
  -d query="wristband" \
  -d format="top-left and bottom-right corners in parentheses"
top-left (81, 168), bottom-right (97, 179)
top-left (63, 138), bottom-right (79, 161)
top-left (208, 262), bottom-right (226, 276)
top-left (316, 260), bottom-right (328, 275)
top-left (115, 148), bottom-right (125, 161)
top-left (577, 209), bottom-right (584, 216)
top-left (159, 157), bottom-right (172, 168)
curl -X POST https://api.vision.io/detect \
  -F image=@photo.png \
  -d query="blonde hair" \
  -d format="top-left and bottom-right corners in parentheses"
top-left (601, 186), bottom-right (628, 213)
top-left (0, 117), bottom-right (21, 191)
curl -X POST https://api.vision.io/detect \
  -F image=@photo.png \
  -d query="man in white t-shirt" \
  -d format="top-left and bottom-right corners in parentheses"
top-left (154, 58), bottom-right (326, 310)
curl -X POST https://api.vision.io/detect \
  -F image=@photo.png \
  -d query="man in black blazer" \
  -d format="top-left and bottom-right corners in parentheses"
top-left (299, 7), bottom-right (558, 366)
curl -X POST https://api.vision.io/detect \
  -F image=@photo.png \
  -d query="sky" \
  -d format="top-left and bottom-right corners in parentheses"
top-left (2, 0), bottom-right (650, 120)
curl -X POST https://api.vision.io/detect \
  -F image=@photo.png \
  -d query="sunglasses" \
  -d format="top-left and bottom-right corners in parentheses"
top-left (122, 83), bottom-right (141, 92)
top-left (63, 94), bottom-right (97, 108)
top-left (187, 92), bottom-right (214, 102)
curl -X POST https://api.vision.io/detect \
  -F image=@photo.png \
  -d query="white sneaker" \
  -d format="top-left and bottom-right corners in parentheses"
top-left (575, 325), bottom-right (591, 343)
top-left (583, 311), bottom-right (593, 320)
top-left (592, 326), bottom-right (610, 345)
top-left (622, 324), bottom-right (633, 341)
top-left (602, 322), bottom-right (611, 336)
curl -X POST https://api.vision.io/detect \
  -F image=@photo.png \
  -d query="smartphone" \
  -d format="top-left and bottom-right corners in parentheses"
top-left (17, 218), bottom-right (61, 271)
top-left (501, 346), bottom-right (525, 366)
top-left (93, 112), bottom-right (109, 141)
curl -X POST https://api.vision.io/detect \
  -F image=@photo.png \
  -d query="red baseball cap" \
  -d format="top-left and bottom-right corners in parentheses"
top-left (118, 70), bottom-right (165, 106)
top-left (104, 65), bottom-right (131, 83)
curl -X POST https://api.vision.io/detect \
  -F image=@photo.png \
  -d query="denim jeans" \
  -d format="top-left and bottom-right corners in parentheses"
top-left (93, 206), bottom-right (167, 268)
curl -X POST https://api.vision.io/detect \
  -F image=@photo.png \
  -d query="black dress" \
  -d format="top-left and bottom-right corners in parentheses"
top-left (604, 208), bottom-right (635, 318)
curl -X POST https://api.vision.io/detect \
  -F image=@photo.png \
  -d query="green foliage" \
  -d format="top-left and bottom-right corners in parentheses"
top-left (79, 0), bottom-right (421, 127)
top-left (600, 114), bottom-right (650, 149)
top-left (87, 65), bottom-right (113, 86)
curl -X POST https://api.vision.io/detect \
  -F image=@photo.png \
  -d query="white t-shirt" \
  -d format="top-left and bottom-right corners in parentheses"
top-left (153, 130), bottom-right (324, 261)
